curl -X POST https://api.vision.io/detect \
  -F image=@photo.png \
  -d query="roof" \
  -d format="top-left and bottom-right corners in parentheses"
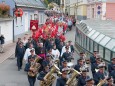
top-left (77, 19), bottom-right (115, 52)
top-left (13, 0), bottom-right (46, 9)
top-left (82, 20), bottom-right (115, 38)
top-left (0, 17), bottom-right (14, 22)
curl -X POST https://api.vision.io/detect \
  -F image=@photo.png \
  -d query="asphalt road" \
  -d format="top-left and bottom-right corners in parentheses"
top-left (0, 27), bottom-right (92, 86)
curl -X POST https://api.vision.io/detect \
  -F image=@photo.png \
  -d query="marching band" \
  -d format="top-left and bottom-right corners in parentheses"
top-left (15, 15), bottom-right (115, 86)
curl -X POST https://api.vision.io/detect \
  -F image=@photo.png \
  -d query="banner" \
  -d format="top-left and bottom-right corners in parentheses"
top-left (30, 20), bottom-right (38, 31)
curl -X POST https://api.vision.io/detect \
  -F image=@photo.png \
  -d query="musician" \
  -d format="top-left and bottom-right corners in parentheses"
top-left (24, 54), bottom-right (37, 86)
top-left (35, 42), bottom-right (46, 60)
top-left (85, 78), bottom-right (94, 86)
top-left (94, 63), bottom-right (107, 85)
top-left (68, 41), bottom-right (74, 53)
top-left (90, 51), bottom-right (98, 64)
top-left (61, 43), bottom-right (71, 57)
top-left (62, 46), bottom-right (72, 62)
top-left (108, 58), bottom-right (115, 76)
top-left (37, 65), bottom-right (52, 86)
top-left (74, 58), bottom-right (84, 72)
top-left (27, 49), bottom-right (37, 63)
top-left (56, 69), bottom-right (68, 86)
top-left (42, 54), bottom-right (51, 68)
top-left (77, 69), bottom-right (90, 86)
top-left (91, 57), bottom-right (101, 77)
top-left (79, 52), bottom-right (86, 64)
top-left (104, 77), bottom-right (114, 86)
top-left (57, 41), bottom-right (64, 55)
top-left (55, 35), bottom-right (61, 49)
top-left (60, 60), bottom-right (68, 72)
top-left (110, 65), bottom-right (115, 83)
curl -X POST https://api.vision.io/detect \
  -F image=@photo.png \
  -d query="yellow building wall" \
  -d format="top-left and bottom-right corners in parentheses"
top-left (77, 5), bottom-right (87, 16)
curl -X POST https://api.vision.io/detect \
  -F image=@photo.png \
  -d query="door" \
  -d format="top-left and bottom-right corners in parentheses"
top-left (25, 12), bottom-right (28, 32)
top-left (92, 8), bottom-right (94, 18)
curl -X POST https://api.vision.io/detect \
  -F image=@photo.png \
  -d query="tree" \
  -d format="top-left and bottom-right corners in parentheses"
top-left (44, 0), bottom-right (48, 7)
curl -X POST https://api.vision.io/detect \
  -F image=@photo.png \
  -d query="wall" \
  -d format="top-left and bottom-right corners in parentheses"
top-left (0, 20), bottom-right (13, 44)
top-left (77, 5), bottom-right (87, 20)
top-left (106, 3), bottom-right (115, 20)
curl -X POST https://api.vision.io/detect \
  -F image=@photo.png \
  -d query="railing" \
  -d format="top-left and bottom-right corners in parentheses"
top-left (75, 24), bottom-right (115, 62)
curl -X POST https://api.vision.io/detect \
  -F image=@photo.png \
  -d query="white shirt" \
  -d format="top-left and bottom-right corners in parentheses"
top-left (24, 48), bottom-right (35, 62)
top-left (51, 49), bottom-right (60, 59)
top-left (61, 46), bottom-right (71, 56)
top-left (22, 39), bottom-right (27, 46)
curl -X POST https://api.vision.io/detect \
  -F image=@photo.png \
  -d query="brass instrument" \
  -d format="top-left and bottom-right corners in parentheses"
top-left (40, 64), bottom-right (61, 86)
top-left (66, 69), bottom-right (81, 86)
top-left (97, 79), bottom-right (107, 86)
top-left (28, 56), bottom-right (41, 77)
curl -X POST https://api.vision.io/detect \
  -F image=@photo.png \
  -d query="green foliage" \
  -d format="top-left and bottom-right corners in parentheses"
top-left (44, 0), bottom-right (49, 7)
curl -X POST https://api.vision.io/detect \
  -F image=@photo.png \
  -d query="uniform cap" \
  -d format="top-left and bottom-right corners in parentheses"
top-left (30, 49), bottom-right (35, 52)
top-left (85, 77), bottom-right (93, 82)
top-left (111, 57), bottom-right (115, 60)
top-left (98, 63), bottom-right (105, 68)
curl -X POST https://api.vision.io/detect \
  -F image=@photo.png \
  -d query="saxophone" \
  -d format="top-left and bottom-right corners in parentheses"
top-left (28, 56), bottom-right (41, 77)
top-left (65, 69), bottom-right (81, 86)
top-left (40, 64), bottom-right (61, 86)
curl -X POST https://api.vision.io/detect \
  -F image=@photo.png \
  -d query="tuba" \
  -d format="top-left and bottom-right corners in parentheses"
top-left (28, 56), bottom-right (41, 77)
top-left (65, 69), bottom-right (81, 86)
top-left (97, 79), bottom-right (107, 86)
top-left (40, 64), bottom-right (61, 86)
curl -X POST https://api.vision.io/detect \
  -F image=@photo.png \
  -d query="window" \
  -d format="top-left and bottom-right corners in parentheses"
top-left (87, 38), bottom-right (89, 51)
top-left (39, 13), bottom-right (44, 24)
top-left (30, 15), bottom-right (32, 20)
top-left (99, 45), bottom-right (104, 58)
top-left (105, 49), bottom-right (111, 61)
top-left (90, 40), bottom-right (94, 53)
top-left (2, 0), bottom-right (5, 3)
top-left (94, 42), bottom-right (98, 51)
top-left (34, 14), bottom-right (38, 20)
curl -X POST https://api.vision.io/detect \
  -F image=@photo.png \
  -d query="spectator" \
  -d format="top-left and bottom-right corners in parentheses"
top-left (0, 35), bottom-right (5, 53)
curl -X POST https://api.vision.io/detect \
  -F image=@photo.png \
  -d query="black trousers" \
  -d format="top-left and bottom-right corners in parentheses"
top-left (28, 76), bottom-right (36, 86)
top-left (17, 57), bottom-right (23, 69)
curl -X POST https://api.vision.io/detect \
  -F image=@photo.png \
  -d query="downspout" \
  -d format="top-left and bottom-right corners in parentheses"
top-left (13, 4), bottom-right (17, 42)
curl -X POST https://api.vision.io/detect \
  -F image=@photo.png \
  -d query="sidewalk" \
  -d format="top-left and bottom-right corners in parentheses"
top-left (0, 15), bottom-right (48, 64)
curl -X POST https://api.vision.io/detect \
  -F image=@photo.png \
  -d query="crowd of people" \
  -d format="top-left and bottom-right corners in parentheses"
top-left (15, 14), bottom-right (115, 86)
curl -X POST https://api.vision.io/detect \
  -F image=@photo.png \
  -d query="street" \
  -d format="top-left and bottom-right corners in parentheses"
top-left (0, 27), bottom-right (93, 86)
top-left (0, 27), bottom-right (82, 86)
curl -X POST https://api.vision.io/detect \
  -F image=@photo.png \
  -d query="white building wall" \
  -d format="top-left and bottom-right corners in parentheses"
top-left (0, 20), bottom-right (13, 44)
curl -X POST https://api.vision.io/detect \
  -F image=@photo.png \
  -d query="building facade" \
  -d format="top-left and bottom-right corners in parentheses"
top-left (87, 0), bottom-right (115, 20)
top-left (64, 0), bottom-right (87, 20)
top-left (0, 18), bottom-right (13, 44)
top-left (0, 0), bottom-right (46, 41)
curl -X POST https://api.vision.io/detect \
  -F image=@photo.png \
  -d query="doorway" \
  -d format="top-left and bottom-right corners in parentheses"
top-left (92, 8), bottom-right (94, 18)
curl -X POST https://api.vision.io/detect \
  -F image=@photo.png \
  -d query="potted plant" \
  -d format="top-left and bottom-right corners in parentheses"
top-left (0, 3), bottom-right (10, 17)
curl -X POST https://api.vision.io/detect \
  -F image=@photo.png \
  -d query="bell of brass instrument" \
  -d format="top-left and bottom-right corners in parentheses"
top-left (40, 64), bottom-right (61, 86)
top-left (28, 56), bottom-right (41, 77)
top-left (66, 69), bottom-right (81, 86)
top-left (97, 79), bottom-right (107, 86)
